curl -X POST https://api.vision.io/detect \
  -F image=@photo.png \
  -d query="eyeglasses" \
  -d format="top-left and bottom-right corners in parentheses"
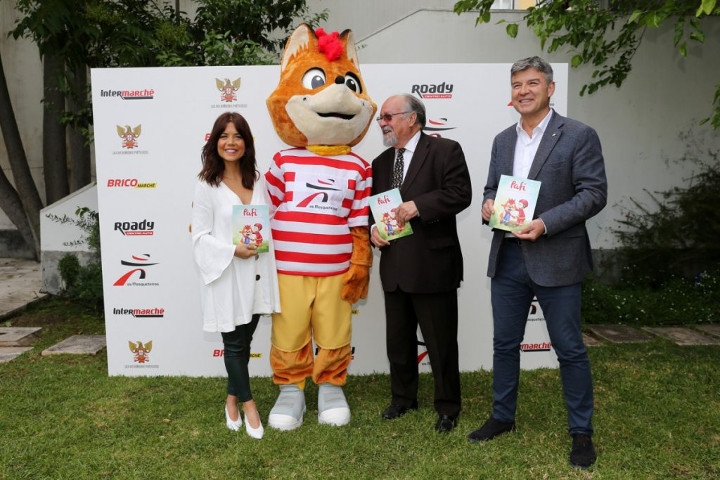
top-left (375, 111), bottom-right (411, 123)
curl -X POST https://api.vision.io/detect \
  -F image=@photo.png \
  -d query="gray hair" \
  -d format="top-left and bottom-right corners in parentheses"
top-left (511, 56), bottom-right (554, 84)
top-left (401, 93), bottom-right (427, 128)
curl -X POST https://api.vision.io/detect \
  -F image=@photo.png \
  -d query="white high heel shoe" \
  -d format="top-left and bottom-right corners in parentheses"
top-left (244, 414), bottom-right (264, 439)
top-left (225, 405), bottom-right (242, 431)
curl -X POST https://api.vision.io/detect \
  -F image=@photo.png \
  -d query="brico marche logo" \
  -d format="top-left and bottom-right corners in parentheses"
top-left (113, 254), bottom-right (159, 287)
top-left (106, 178), bottom-right (157, 189)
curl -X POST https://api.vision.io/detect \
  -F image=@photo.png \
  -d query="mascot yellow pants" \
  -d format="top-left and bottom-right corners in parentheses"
top-left (270, 273), bottom-right (352, 389)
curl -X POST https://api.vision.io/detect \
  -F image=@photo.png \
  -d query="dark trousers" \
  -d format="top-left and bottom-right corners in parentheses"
top-left (491, 242), bottom-right (594, 434)
top-left (221, 314), bottom-right (260, 402)
top-left (384, 289), bottom-right (461, 417)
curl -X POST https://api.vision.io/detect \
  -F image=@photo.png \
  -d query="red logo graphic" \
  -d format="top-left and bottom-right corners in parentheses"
top-left (113, 254), bottom-right (158, 286)
top-left (424, 117), bottom-right (456, 135)
top-left (297, 178), bottom-right (340, 207)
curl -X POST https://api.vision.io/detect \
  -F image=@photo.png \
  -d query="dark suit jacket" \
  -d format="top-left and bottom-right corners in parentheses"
top-left (372, 133), bottom-right (472, 294)
top-left (484, 111), bottom-right (607, 287)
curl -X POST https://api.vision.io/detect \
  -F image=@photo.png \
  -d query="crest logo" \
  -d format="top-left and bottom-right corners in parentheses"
top-left (129, 340), bottom-right (153, 363)
top-left (117, 124), bottom-right (142, 149)
top-left (216, 78), bottom-right (241, 102)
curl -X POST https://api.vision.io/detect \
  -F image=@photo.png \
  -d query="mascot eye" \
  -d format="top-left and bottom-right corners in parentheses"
top-left (344, 73), bottom-right (362, 93)
top-left (302, 68), bottom-right (326, 90)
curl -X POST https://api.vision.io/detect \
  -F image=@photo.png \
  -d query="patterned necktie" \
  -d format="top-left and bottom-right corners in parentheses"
top-left (391, 148), bottom-right (405, 189)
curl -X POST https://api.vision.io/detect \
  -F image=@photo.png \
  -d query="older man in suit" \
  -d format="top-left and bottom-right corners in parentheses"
top-left (370, 93), bottom-right (472, 433)
top-left (469, 57), bottom-right (607, 469)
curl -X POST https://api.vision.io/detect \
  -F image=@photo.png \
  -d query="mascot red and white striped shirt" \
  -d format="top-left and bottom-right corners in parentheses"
top-left (265, 148), bottom-right (371, 276)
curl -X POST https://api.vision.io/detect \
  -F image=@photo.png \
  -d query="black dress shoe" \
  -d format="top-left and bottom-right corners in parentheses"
top-left (381, 402), bottom-right (417, 420)
top-left (435, 414), bottom-right (457, 433)
top-left (569, 434), bottom-right (596, 469)
top-left (467, 416), bottom-right (516, 442)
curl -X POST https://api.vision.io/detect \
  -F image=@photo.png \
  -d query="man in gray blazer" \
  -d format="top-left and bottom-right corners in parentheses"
top-left (370, 94), bottom-right (472, 433)
top-left (469, 57), bottom-right (607, 469)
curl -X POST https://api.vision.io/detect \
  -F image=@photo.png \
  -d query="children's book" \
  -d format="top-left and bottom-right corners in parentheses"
top-left (489, 175), bottom-right (542, 232)
top-left (232, 205), bottom-right (270, 253)
top-left (369, 188), bottom-right (414, 241)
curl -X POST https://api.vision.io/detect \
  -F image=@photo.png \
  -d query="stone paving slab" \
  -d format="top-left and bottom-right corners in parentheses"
top-left (587, 324), bottom-right (654, 343)
top-left (0, 258), bottom-right (44, 318)
top-left (41, 335), bottom-right (106, 356)
top-left (696, 325), bottom-right (720, 338)
top-left (0, 346), bottom-right (33, 363)
top-left (582, 332), bottom-right (603, 347)
top-left (643, 327), bottom-right (720, 346)
top-left (0, 326), bottom-right (42, 346)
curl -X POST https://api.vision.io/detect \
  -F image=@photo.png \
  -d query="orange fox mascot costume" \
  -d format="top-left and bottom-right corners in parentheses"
top-left (264, 23), bottom-right (376, 429)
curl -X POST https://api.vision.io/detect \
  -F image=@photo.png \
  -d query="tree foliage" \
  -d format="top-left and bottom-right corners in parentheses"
top-left (453, 0), bottom-right (720, 128)
top-left (1, 0), bottom-right (325, 258)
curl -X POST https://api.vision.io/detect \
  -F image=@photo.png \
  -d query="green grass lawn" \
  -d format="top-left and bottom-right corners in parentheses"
top-left (1, 298), bottom-right (719, 479)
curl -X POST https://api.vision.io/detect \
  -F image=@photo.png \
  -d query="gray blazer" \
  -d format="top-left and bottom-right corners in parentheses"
top-left (484, 111), bottom-right (607, 287)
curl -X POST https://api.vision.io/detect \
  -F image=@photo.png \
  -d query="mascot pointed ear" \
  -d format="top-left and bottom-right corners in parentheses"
top-left (340, 29), bottom-right (359, 67)
top-left (280, 23), bottom-right (314, 72)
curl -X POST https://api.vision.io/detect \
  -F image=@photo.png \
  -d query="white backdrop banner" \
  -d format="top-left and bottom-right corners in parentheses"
top-left (90, 63), bottom-right (566, 376)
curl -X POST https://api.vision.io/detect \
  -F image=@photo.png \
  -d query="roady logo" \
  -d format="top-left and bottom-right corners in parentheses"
top-left (113, 254), bottom-right (159, 286)
top-left (412, 82), bottom-right (454, 99)
top-left (114, 219), bottom-right (155, 236)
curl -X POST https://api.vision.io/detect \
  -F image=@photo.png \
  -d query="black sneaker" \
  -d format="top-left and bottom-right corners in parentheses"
top-left (570, 434), bottom-right (597, 469)
top-left (467, 416), bottom-right (516, 442)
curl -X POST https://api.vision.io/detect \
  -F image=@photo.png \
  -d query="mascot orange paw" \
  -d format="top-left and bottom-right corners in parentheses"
top-left (341, 226), bottom-right (372, 303)
top-left (342, 263), bottom-right (369, 303)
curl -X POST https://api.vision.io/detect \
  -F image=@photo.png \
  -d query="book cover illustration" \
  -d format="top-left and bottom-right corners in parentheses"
top-left (232, 205), bottom-right (270, 253)
top-left (369, 188), bottom-right (414, 241)
top-left (489, 175), bottom-right (542, 232)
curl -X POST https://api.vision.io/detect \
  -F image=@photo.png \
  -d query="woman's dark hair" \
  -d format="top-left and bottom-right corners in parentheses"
top-left (198, 112), bottom-right (258, 188)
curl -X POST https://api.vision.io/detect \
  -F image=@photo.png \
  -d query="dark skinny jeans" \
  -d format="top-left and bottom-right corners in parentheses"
top-left (220, 314), bottom-right (260, 402)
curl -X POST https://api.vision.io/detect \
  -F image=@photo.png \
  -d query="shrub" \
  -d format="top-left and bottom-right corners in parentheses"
top-left (583, 144), bottom-right (720, 326)
top-left (582, 269), bottom-right (720, 326)
top-left (46, 207), bottom-right (103, 312)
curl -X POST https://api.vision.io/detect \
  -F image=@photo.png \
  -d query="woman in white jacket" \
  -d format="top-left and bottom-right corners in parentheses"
top-left (192, 112), bottom-right (280, 439)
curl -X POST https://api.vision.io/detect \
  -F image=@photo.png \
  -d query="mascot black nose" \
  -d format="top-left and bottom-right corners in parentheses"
top-left (334, 76), bottom-right (345, 84)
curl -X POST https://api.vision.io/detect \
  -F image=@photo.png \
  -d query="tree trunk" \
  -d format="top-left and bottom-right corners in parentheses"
top-left (43, 53), bottom-right (69, 204)
top-left (68, 65), bottom-right (91, 192)
top-left (0, 50), bottom-right (42, 259)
